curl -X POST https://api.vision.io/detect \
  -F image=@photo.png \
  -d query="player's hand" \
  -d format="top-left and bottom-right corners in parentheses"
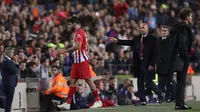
top-left (56, 48), bottom-right (66, 54)
top-left (110, 37), bottom-right (118, 43)
top-left (148, 65), bottom-right (154, 71)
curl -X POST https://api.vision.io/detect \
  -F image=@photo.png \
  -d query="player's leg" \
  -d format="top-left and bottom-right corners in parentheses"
top-left (66, 78), bottom-right (78, 104)
top-left (85, 78), bottom-right (102, 108)
top-left (57, 78), bottom-right (77, 110)
top-left (85, 78), bottom-right (100, 101)
top-left (57, 64), bottom-right (78, 110)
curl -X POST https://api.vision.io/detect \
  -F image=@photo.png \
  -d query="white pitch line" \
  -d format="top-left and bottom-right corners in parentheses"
top-left (147, 106), bottom-right (174, 108)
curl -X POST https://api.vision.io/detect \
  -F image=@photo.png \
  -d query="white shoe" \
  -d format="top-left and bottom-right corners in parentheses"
top-left (90, 101), bottom-right (103, 109)
top-left (57, 103), bottom-right (70, 110)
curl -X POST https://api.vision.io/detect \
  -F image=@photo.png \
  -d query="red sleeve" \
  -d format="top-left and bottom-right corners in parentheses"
top-left (75, 31), bottom-right (83, 42)
top-left (124, 3), bottom-right (128, 9)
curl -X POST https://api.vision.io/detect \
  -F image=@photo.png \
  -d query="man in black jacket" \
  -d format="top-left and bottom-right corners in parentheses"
top-left (169, 8), bottom-right (193, 110)
top-left (110, 23), bottom-right (164, 105)
top-left (157, 25), bottom-right (175, 102)
top-left (1, 47), bottom-right (18, 112)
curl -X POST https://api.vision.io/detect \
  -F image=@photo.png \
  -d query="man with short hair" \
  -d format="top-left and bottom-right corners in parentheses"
top-left (111, 23), bottom-right (164, 105)
top-left (169, 8), bottom-right (193, 110)
top-left (1, 47), bottom-right (18, 112)
top-left (157, 25), bottom-right (175, 102)
top-left (41, 65), bottom-right (69, 112)
top-left (70, 83), bottom-right (88, 110)
top-left (57, 17), bottom-right (102, 110)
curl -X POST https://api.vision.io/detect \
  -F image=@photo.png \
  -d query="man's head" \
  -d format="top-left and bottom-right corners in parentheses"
top-left (109, 77), bottom-right (115, 88)
top-left (0, 25), bottom-right (5, 33)
top-left (139, 23), bottom-right (149, 35)
top-left (19, 61), bottom-right (26, 71)
top-left (29, 61), bottom-right (37, 70)
top-left (179, 8), bottom-right (193, 24)
top-left (66, 16), bottom-right (81, 32)
top-left (51, 65), bottom-right (60, 75)
top-left (127, 84), bottom-right (133, 92)
top-left (160, 25), bottom-right (169, 37)
top-left (4, 47), bottom-right (14, 58)
top-left (41, 58), bottom-right (50, 67)
top-left (18, 52), bottom-right (26, 61)
top-left (76, 84), bottom-right (84, 95)
top-left (52, 58), bottom-right (61, 68)
top-left (118, 49), bottom-right (124, 59)
top-left (108, 52), bottom-right (114, 60)
top-left (127, 84), bottom-right (137, 93)
top-left (124, 51), bottom-right (130, 59)
top-left (124, 79), bottom-right (131, 87)
top-left (94, 79), bottom-right (104, 91)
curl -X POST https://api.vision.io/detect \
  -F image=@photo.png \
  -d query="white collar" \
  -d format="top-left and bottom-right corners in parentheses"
top-left (142, 34), bottom-right (148, 37)
top-left (162, 36), bottom-right (167, 40)
top-left (4, 54), bottom-right (11, 60)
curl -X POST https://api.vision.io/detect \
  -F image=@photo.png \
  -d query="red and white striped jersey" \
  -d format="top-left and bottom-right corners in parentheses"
top-left (72, 28), bottom-right (90, 63)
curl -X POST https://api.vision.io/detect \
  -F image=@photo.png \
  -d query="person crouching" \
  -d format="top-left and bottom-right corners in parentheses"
top-left (40, 65), bottom-right (69, 112)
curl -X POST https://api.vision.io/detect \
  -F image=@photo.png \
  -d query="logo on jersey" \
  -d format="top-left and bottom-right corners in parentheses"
top-left (77, 34), bottom-right (81, 38)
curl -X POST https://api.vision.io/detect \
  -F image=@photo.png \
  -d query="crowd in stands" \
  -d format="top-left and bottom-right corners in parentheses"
top-left (0, 0), bottom-right (200, 77)
top-left (66, 78), bottom-right (140, 110)
top-left (0, 0), bottom-right (199, 111)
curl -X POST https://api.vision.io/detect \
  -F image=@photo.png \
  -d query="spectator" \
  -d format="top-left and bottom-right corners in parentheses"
top-left (41, 65), bottom-right (69, 112)
top-left (108, 77), bottom-right (116, 95)
top-left (34, 58), bottom-right (50, 78)
top-left (126, 84), bottom-right (140, 104)
top-left (19, 61), bottom-right (28, 78)
top-left (107, 77), bottom-right (117, 103)
top-left (34, 58), bottom-right (50, 92)
top-left (114, 0), bottom-right (128, 19)
top-left (115, 49), bottom-right (126, 75)
top-left (144, 11), bottom-right (157, 29)
top-left (88, 79), bottom-right (116, 107)
top-left (71, 84), bottom-right (89, 110)
top-left (26, 61), bottom-right (37, 78)
top-left (124, 51), bottom-right (132, 74)
top-left (127, 1), bottom-right (139, 20)
top-left (117, 79), bottom-right (131, 95)
top-left (104, 52), bottom-right (115, 74)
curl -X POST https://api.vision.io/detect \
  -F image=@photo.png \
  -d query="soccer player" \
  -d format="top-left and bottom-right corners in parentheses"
top-left (57, 17), bottom-right (102, 110)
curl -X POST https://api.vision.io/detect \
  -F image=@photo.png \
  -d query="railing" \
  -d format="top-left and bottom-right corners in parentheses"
top-left (108, 64), bottom-right (133, 75)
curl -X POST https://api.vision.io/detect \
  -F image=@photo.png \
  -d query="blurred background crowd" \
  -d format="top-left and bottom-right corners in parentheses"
top-left (0, 0), bottom-right (200, 77)
top-left (0, 0), bottom-right (199, 110)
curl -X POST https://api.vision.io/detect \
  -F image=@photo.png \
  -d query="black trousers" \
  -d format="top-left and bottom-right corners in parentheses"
top-left (40, 94), bottom-right (63, 112)
top-left (137, 60), bottom-right (162, 102)
top-left (3, 86), bottom-right (15, 112)
top-left (158, 73), bottom-right (176, 99)
top-left (176, 63), bottom-right (189, 105)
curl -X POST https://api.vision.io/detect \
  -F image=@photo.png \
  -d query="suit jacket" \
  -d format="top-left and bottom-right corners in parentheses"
top-left (1, 56), bottom-right (18, 88)
top-left (157, 36), bottom-right (172, 74)
top-left (168, 22), bottom-right (192, 72)
top-left (117, 34), bottom-right (158, 78)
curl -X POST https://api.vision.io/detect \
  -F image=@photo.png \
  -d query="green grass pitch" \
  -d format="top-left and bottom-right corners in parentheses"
top-left (60, 101), bottom-right (200, 112)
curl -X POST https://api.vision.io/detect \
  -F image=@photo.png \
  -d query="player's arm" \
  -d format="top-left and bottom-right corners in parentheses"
top-left (66, 42), bottom-right (82, 52)
top-left (57, 33), bottom-right (83, 54)
top-left (110, 37), bottom-right (135, 46)
top-left (57, 42), bottom-right (82, 54)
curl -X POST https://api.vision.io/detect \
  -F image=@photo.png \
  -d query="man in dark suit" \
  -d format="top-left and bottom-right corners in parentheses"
top-left (168, 8), bottom-right (193, 110)
top-left (157, 25), bottom-right (175, 102)
top-left (1, 47), bottom-right (18, 112)
top-left (110, 23), bottom-right (164, 105)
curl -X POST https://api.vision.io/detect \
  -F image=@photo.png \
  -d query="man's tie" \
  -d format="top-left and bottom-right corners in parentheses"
top-left (139, 35), bottom-right (144, 60)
